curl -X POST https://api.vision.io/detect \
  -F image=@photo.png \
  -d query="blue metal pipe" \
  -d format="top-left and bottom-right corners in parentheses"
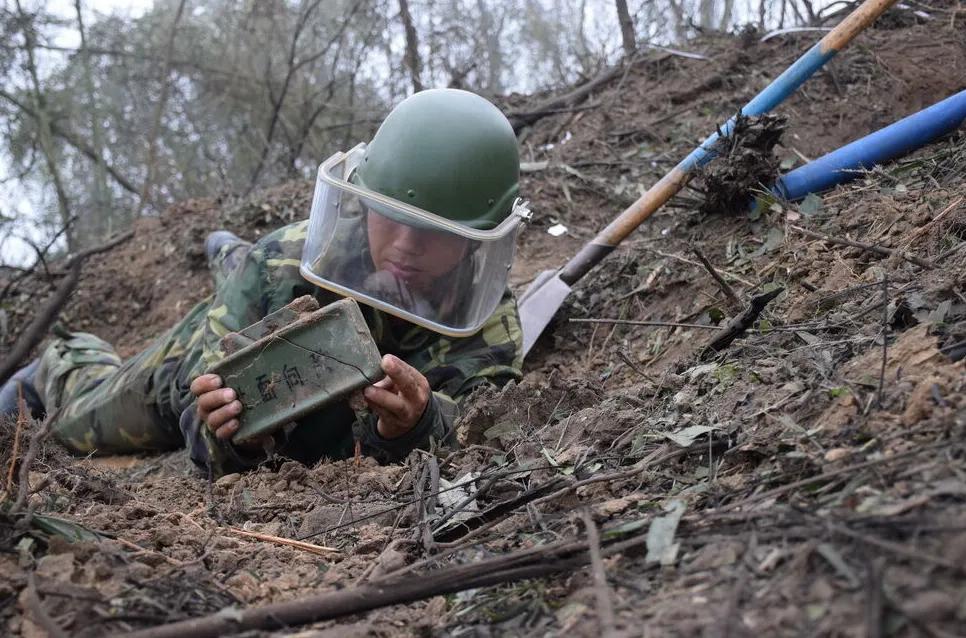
top-left (774, 89), bottom-right (966, 201)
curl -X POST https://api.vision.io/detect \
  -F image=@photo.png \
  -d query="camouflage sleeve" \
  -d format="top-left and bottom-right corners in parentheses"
top-left (184, 222), bottom-right (314, 476)
top-left (422, 290), bottom-right (525, 400)
top-left (359, 290), bottom-right (523, 463)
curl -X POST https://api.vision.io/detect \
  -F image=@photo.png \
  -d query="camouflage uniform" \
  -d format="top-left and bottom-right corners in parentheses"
top-left (35, 220), bottom-right (523, 477)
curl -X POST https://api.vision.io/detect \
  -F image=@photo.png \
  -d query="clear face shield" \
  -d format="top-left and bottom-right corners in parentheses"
top-left (300, 144), bottom-right (529, 337)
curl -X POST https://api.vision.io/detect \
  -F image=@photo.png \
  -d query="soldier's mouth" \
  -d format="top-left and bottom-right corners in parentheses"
top-left (383, 260), bottom-right (422, 281)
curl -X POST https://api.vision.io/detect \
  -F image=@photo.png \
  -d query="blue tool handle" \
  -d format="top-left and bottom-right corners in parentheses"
top-left (774, 89), bottom-right (966, 200)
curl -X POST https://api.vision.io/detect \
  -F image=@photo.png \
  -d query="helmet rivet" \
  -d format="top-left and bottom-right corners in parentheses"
top-left (407, 189), bottom-right (416, 198)
top-left (487, 198), bottom-right (495, 206)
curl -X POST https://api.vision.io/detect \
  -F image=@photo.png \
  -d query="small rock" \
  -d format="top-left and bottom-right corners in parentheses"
top-left (903, 590), bottom-right (958, 621)
top-left (369, 546), bottom-right (408, 580)
top-left (824, 448), bottom-right (851, 462)
top-left (673, 389), bottom-right (694, 408)
top-left (35, 553), bottom-right (75, 582)
top-left (215, 473), bottom-right (242, 488)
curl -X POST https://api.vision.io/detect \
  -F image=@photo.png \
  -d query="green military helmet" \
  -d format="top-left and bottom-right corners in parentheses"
top-left (354, 88), bottom-right (520, 230)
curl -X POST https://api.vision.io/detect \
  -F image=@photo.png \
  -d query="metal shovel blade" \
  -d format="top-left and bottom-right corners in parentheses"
top-left (519, 269), bottom-right (572, 356)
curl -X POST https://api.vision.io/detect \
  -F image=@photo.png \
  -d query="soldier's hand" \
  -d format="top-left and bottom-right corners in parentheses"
top-left (190, 373), bottom-right (263, 448)
top-left (363, 354), bottom-right (430, 439)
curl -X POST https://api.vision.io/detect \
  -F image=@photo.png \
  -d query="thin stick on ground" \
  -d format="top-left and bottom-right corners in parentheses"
top-left (790, 225), bottom-right (935, 269)
top-left (571, 318), bottom-right (726, 330)
top-left (5, 383), bottom-right (26, 496)
top-left (12, 406), bottom-right (60, 514)
top-left (715, 440), bottom-right (951, 514)
top-left (906, 195), bottom-right (963, 243)
top-left (877, 274), bottom-right (888, 407)
top-left (830, 523), bottom-right (966, 575)
top-left (580, 509), bottom-right (618, 637)
top-left (692, 246), bottom-right (741, 309)
top-left (226, 527), bottom-right (339, 556)
top-left (644, 247), bottom-right (755, 286)
top-left (23, 574), bottom-right (68, 638)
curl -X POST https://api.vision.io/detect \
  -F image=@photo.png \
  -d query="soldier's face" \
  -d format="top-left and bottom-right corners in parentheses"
top-left (366, 211), bottom-right (469, 291)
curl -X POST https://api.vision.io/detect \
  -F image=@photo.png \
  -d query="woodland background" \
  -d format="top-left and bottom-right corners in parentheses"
top-left (0, 0), bottom-right (830, 259)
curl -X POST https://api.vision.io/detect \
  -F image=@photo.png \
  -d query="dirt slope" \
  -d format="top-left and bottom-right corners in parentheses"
top-left (2, 9), bottom-right (965, 637)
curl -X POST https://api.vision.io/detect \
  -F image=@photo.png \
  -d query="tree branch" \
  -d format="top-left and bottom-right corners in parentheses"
top-left (0, 87), bottom-right (139, 195)
top-left (246, 0), bottom-right (325, 194)
top-left (0, 230), bottom-right (134, 386)
top-left (137, 0), bottom-right (188, 215)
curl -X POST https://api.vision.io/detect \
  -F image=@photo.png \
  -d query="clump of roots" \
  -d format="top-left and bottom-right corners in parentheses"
top-left (699, 112), bottom-right (786, 216)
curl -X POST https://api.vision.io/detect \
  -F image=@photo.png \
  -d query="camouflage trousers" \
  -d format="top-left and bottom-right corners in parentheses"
top-left (36, 240), bottom-right (251, 456)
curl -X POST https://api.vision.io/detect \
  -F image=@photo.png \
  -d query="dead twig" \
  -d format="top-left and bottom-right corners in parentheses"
top-left (12, 405), bottom-right (61, 514)
top-left (877, 275), bottom-right (888, 407)
top-left (830, 523), bottom-right (966, 575)
top-left (643, 247), bottom-right (755, 286)
top-left (225, 527), bottom-right (338, 556)
top-left (0, 230), bottom-right (134, 386)
top-left (571, 318), bottom-right (726, 330)
top-left (5, 383), bottom-right (26, 496)
top-left (906, 195), bottom-right (963, 244)
top-left (692, 246), bottom-right (741, 309)
top-left (790, 225), bottom-right (935, 269)
top-left (413, 455), bottom-right (439, 554)
top-left (23, 574), bottom-right (68, 638)
top-left (0, 261), bottom-right (81, 387)
top-left (715, 441), bottom-right (951, 514)
top-left (700, 287), bottom-right (784, 359)
top-left (580, 509), bottom-right (618, 637)
top-left (507, 63), bottom-right (625, 133)
top-left (433, 476), bottom-right (566, 543)
top-left (865, 558), bottom-right (885, 638)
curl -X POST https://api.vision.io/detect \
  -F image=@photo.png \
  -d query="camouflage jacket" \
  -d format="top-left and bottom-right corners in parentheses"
top-left (178, 220), bottom-right (523, 476)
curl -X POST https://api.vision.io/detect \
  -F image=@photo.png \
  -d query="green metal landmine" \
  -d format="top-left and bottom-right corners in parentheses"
top-left (207, 296), bottom-right (383, 444)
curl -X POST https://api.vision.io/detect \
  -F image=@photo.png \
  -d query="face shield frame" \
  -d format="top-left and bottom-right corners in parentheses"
top-left (300, 144), bottom-right (530, 337)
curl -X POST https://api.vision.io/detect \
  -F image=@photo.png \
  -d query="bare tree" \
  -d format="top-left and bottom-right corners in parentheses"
top-left (398, 0), bottom-right (424, 92)
top-left (475, 0), bottom-right (505, 94)
top-left (13, 0), bottom-right (75, 249)
top-left (0, 87), bottom-right (139, 196)
top-left (246, 0), bottom-right (325, 194)
top-left (74, 0), bottom-right (112, 239)
top-left (138, 0), bottom-right (188, 216)
top-left (615, 0), bottom-right (636, 57)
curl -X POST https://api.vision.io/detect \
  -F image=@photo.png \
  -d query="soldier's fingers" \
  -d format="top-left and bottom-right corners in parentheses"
top-left (206, 400), bottom-right (242, 431)
top-left (382, 355), bottom-right (430, 413)
top-left (190, 374), bottom-right (222, 398)
top-left (363, 385), bottom-right (409, 419)
top-left (382, 355), bottom-right (425, 399)
top-left (197, 388), bottom-right (236, 417)
top-left (372, 376), bottom-right (395, 390)
top-left (214, 419), bottom-right (240, 441)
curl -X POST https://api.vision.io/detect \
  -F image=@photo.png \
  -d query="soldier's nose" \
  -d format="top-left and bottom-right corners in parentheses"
top-left (393, 225), bottom-right (425, 255)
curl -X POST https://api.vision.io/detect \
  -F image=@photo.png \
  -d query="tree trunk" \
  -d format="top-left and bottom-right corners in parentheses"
top-left (476, 0), bottom-right (504, 95)
top-left (14, 0), bottom-right (75, 250)
top-left (138, 0), bottom-right (188, 216)
top-left (615, 0), bottom-right (636, 57)
top-left (74, 0), bottom-right (112, 242)
top-left (398, 0), bottom-right (424, 92)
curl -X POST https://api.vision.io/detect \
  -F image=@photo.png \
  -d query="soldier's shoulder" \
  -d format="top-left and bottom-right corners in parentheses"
top-left (254, 220), bottom-right (310, 259)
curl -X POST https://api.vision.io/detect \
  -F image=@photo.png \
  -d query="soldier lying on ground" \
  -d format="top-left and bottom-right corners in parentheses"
top-left (0, 89), bottom-right (529, 477)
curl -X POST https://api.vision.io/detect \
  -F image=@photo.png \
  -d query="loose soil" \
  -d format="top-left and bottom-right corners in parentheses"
top-left (2, 9), bottom-right (965, 637)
